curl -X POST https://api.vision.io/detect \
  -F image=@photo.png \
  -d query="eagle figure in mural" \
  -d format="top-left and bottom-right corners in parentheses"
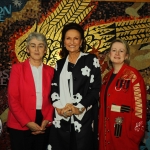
top-left (0, 1), bottom-right (150, 149)
top-left (12, 0), bottom-right (150, 81)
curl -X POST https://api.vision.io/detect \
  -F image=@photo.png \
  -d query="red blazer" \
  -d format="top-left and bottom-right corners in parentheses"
top-left (99, 64), bottom-right (146, 150)
top-left (7, 59), bottom-right (54, 130)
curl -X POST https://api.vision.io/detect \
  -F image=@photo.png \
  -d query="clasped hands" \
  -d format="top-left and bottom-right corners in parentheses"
top-left (56, 103), bottom-right (85, 118)
top-left (26, 120), bottom-right (50, 135)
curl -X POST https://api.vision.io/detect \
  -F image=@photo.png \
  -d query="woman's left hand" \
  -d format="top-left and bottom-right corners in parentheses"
top-left (70, 106), bottom-right (80, 115)
top-left (31, 130), bottom-right (45, 135)
top-left (71, 106), bottom-right (85, 115)
top-left (61, 103), bottom-right (73, 118)
top-left (41, 120), bottom-right (49, 130)
top-left (62, 104), bottom-right (85, 116)
top-left (31, 120), bottom-right (49, 135)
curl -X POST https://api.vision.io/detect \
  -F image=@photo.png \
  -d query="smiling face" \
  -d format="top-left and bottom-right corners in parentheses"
top-left (64, 29), bottom-right (82, 54)
top-left (27, 38), bottom-right (46, 62)
top-left (108, 42), bottom-right (128, 66)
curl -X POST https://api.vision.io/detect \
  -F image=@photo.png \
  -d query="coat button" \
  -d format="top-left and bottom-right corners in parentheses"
top-left (73, 77), bottom-right (76, 80)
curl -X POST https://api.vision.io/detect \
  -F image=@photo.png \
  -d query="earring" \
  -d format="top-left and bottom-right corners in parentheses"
top-left (80, 45), bottom-right (82, 48)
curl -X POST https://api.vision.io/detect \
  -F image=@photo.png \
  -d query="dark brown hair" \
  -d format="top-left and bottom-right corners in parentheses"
top-left (60, 22), bottom-right (86, 58)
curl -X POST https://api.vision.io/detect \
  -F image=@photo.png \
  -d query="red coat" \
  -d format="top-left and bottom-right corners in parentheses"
top-left (7, 59), bottom-right (54, 130)
top-left (98, 64), bottom-right (146, 150)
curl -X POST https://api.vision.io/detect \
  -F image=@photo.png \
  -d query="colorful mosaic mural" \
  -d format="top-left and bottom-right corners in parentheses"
top-left (0, 0), bottom-right (150, 149)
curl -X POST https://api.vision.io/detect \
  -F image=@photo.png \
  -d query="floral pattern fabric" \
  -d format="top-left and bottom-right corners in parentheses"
top-left (48, 53), bottom-right (101, 150)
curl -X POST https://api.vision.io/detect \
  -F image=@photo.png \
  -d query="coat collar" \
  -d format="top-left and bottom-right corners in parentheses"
top-left (23, 59), bottom-right (47, 94)
top-left (103, 64), bottom-right (128, 84)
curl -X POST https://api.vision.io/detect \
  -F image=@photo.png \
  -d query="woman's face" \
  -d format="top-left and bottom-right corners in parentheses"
top-left (27, 38), bottom-right (46, 62)
top-left (64, 29), bottom-right (82, 53)
top-left (108, 42), bottom-right (128, 65)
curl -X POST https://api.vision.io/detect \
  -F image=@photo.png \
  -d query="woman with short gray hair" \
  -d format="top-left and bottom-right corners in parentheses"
top-left (7, 32), bottom-right (54, 150)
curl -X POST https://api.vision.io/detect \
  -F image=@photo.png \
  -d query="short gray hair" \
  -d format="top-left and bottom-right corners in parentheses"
top-left (26, 32), bottom-right (48, 48)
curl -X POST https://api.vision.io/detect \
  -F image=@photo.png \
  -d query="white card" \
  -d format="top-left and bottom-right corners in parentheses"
top-left (111, 104), bottom-right (121, 112)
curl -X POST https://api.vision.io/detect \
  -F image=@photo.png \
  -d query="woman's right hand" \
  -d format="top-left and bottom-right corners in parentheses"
top-left (56, 104), bottom-right (73, 118)
top-left (26, 122), bottom-right (43, 132)
top-left (55, 108), bottom-right (63, 116)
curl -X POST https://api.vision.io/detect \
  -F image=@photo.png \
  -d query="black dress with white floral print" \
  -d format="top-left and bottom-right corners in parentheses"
top-left (48, 53), bottom-right (101, 150)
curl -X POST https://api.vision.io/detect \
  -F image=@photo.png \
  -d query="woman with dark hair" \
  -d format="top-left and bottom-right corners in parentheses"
top-left (7, 32), bottom-right (54, 150)
top-left (98, 39), bottom-right (146, 150)
top-left (48, 22), bottom-right (101, 150)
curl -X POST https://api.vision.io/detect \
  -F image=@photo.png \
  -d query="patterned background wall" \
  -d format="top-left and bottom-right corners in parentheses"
top-left (0, 0), bottom-right (150, 149)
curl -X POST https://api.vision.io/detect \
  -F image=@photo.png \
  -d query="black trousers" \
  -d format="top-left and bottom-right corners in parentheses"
top-left (8, 110), bottom-right (50, 150)
top-left (49, 122), bottom-right (77, 150)
top-left (70, 124), bottom-right (77, 150)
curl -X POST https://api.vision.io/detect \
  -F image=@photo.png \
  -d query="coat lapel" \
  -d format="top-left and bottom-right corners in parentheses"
top-left (42, 65), bottom-right (46, 95)
top-left (23, 59), bottom-right (35, 94)
top-left (42, 64), bottom-right (51, 96)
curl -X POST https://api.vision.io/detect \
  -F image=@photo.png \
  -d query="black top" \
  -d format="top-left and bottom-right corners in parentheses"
top-left (104, 73), bottom-right (116, 116)
top-left (68, 62), bottom-right (75, 72)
